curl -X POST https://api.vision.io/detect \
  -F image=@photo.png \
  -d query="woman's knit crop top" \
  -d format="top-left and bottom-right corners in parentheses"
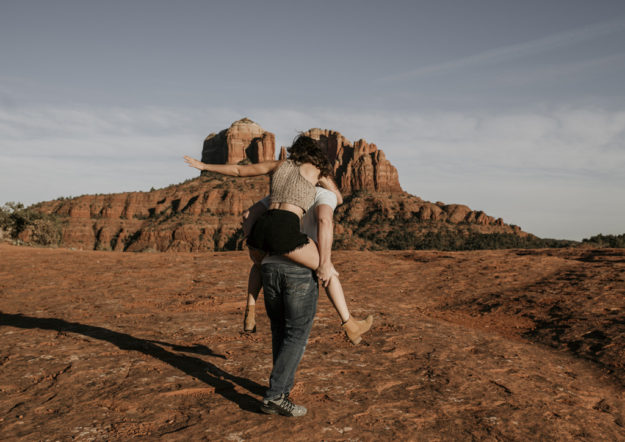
top-left (270, 160), bottom-right (316, 212)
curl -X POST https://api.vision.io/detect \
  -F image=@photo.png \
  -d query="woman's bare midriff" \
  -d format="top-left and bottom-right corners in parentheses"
top-left (268, 202), bottom-right (305, 219)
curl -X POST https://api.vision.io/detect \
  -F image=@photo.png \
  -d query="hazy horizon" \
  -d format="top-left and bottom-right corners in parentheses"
top-left (2, 0), bottom-right (624, 241)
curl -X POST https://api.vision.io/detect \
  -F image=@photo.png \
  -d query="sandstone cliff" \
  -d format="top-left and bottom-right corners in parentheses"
top-left (303, 128), bottom-right (402, 194)
top-left (332, 192), bottom-right (524, 250)
top-left (29, 175), bottom-right (270, 252)
top-left (25, 120), bottom-right (528, 251)
top-left (202, 118), bottom-right (275, 165)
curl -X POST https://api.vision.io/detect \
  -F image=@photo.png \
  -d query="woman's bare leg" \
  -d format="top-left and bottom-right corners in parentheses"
top-left (324, 277), bottom-right (350, 323)
top-left (247, 264), bottom-right (262, 307)
top-left (285, 240), bottom-right (352, 323)
top-left (285, 239), bottom-right (373, 343)
top-left (244, 248), bottom-right (266, 332)
top-left (282, 239), bottom-right (320, 270)
top-left (247, 248), bottom-right (266, 305)
top-left (324, 270), bottom-right (373, 345)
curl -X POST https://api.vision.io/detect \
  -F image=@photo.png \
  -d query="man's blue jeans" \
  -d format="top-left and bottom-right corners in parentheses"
top-left (261, 262), bottom-right (318, 401)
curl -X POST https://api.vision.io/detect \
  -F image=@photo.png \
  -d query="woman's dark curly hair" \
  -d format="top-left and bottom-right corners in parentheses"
top-left (287, 135), bottom-right (333, 178)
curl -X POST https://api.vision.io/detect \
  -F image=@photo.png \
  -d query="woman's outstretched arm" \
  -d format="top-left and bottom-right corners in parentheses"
top-left (184, 156), bottom-right (281, 177)
top-left (317, 176), bottom-right (343, 205)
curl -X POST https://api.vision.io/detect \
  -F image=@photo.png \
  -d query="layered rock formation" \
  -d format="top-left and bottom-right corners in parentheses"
top-left (201, 118), bottom-right (275, 165)
top-left (29, 175), bottom-right (270, 252)
top-left (332, 192), bottom-right (523, 250)
top-left (304, 128), bottom-right (402, 194)
top-left (25, 120), bottom-right (528, 252)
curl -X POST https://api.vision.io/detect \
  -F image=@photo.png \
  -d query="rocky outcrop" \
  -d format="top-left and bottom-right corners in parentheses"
top-left (25, 120), bottom-right (528, 251)
top-left (200, 123), bottom-right (399, 192)
top-left (31, 180), bottom-right (525, 252)
top-left (304, 128), bottom-right (402, 194)
top-left (31, 175), bottom-right (270, 252)
top-left (332, 192), bottom-right (525, 250)
top-left (202, 118), bottom-right (275, 165)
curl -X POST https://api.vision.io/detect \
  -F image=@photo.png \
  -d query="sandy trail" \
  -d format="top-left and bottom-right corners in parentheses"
top-left (1, 244), bottom-right (624, 440)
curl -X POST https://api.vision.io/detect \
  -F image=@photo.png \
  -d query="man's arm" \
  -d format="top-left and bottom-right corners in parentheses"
top-left (315, 203), bottom-right (338, 287)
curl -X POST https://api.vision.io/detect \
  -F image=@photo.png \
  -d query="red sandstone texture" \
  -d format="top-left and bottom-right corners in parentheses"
top-left (25, 120), bottom-right (523, 252)
top-left (1, 244), bottom-right (624, 440)
top-left (304, 128), bottom-right (402, 194)
top-left (27, 177), bottom-right (522, 252)
top-left (200, 119), bottom-right (401, 194)
top-left (28, 175), bottom-right (270, 252)
top-left (202, 118), bottom-right (276, 165)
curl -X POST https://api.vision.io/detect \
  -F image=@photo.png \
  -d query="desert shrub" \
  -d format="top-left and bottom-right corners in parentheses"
top-left (0, 202), bottom-right (63, 246)
top-left (345, 217), bottom-right (577, 251)
top-left (581, 233), bottom-right (625, 248)
top-left (220, 228), bottom-right (245, 251)
top-left (1, 202), bottom-right (25, 234)
top-left (384, 229), bottom-right (418, 249)
top-left (29, 218), bottom-right (62, 245)
top-left (462, 233), bottom-right (538, 250)
top-left (0, 203), bottom-right (13, 230)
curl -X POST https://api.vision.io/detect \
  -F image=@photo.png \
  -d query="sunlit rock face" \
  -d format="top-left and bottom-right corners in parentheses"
top-left (303, 128), bottom-right (402, 194)
top-left (27, 120), bottom-right (525, 252)
top-left (201, 118), bottom-right (275, 165)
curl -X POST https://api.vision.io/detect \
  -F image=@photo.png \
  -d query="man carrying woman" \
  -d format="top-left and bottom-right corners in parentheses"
top-left (184, 135), bottom-right (373, 416)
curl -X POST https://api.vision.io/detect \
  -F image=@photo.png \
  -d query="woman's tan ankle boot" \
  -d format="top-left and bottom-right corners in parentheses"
top-left (244, 305), bottom-right (256, 333)
top-left (342, 315), bottom-right (373, 345)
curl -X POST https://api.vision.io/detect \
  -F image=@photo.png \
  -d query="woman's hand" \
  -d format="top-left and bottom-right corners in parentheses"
top-left (316, 262), bottom-right (339, 287)
top-left (184, 156), bottom-right (205, 171)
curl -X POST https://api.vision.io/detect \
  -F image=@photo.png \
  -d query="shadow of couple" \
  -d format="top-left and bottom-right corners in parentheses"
top-left (0, 311), bottom-right (265, 413)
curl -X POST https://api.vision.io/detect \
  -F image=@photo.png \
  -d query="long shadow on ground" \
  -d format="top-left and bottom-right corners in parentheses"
top-left (0, 311), bottom-right (265, 413)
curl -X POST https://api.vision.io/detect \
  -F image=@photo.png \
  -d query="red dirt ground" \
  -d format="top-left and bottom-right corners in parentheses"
top-left (1, 244), bottom-right (624, 440)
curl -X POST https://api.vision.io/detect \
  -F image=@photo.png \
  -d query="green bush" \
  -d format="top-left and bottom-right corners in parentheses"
top-left (354, 221), bottom-right (576, 251)
top-left (581, 233), bottom-right (625, 248)
top-left (0, 202), bottom-right (63, 246)
top-left (29, 218), bottom-right (62, 245)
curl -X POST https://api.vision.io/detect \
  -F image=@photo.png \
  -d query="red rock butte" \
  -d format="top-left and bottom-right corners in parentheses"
top-left (304, 128), bottom-right (402, 194)
top-left (202, 118), bottom-right (275, 165)
top-left (199, 119), bottom-right (401, 194)
top-left (24, 118), bottom-right (526, 252)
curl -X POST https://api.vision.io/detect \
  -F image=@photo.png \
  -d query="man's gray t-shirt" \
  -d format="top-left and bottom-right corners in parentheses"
top-left (262, 187), bottom-right (338, 266)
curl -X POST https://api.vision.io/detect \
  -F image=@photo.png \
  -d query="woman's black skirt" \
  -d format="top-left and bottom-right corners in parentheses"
top-left (247, 209), bottom-right (309, 255)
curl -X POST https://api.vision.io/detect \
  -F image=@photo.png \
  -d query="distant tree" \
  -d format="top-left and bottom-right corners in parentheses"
top-left (0, 202), bottom-right (63, 246)
top-left (582, 234), bottom-right (625, 248)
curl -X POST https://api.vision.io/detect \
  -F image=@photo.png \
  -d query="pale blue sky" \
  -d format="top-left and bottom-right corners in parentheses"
top-left (1, 0), bottom-right (624, 240)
